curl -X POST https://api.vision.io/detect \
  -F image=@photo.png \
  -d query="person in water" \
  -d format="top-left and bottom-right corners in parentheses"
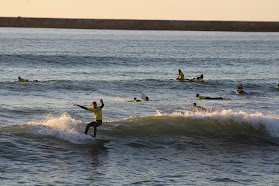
top-left (277, 84), bottom-right (279, 90)
top-left (142, 96), bottom-right (149, 101)
top-left (177, 69), bottom-right (184, 80)
top-left (196, 94), bottom-right (223, 100)
top-left (192, 74), bottom-right (204, 82)
top-left (236, 84), bottom-right (247, 94)
top-left (18, 76), bottom-right (28, 82)
top-left (74, 99), bottom-right (104, 137)
top-left (128, 98), bottom-right (141, 102)
top-left (192, 103), bottom-right (215, 113)
top-left (18, 76), bottom-right (39, 82)
top-left (140, 94), bottom-right (149, 101)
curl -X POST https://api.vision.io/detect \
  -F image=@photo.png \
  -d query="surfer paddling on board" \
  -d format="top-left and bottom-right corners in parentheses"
top-left (196, 94), bottom-right (223, 100)
top-left (18, 76), bottom-right (39, 82)
top-left (192, 74), bottom-right (204, 82)
top-left (128, 98), bottom-right (141, 102)
top-left (191, 103), bottom-right (215, 113)
top-left (74, 99), bottom-right (104, 137)
top-left (18, 76), bottom-right (28, 82)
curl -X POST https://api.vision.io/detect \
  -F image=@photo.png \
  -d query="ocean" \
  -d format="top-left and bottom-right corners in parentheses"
top-left (0, 27), bottom-right (279, 185)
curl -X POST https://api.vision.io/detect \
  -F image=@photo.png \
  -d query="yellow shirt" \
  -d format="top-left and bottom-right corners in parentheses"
top-left (236, 89), bottom-right (245, 93)
top-left (198, 96), bottom-right (205, 99)
top-left (18, 78), bottom-right (28, 82)
top-left (178, 72), bottom-right (184, 79)
top-left (87, 106), bottom-right (103, 120)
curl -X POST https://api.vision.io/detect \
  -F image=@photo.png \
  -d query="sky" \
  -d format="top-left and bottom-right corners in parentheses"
top-left (1, 0), bottom-right (279, 21)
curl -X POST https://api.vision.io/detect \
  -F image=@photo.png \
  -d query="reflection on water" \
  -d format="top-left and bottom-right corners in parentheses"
top-left (84, 139), bottom-right (110, 168)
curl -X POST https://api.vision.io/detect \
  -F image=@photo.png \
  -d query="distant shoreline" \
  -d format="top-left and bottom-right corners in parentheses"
top-left (1, 17), bottom-right (279, 32)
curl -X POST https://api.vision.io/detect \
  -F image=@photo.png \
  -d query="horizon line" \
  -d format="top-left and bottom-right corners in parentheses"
top-left (2, 16), bottom-right (279, 23)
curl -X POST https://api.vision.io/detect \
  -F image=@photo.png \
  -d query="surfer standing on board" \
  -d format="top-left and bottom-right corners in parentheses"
top-left (74, 99), bottom-right (104, 137)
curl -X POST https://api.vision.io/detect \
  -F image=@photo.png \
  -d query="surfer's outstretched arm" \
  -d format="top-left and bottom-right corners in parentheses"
top-left (100, 99), bottom-right (104, 108)
top-left (74, 104), bottom-right (87, 110)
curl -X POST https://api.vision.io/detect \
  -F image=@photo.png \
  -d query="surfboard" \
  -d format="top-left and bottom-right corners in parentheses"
top-left (175, 78), bottom-right (192, 82)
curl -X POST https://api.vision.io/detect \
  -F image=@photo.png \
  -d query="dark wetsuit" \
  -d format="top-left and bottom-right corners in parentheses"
top-left (198, 96), bottom-right (223, 100)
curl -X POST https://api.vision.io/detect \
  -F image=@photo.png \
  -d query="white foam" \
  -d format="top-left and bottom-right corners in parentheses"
top-left (113, 96), bottom-right (127, 102)
top-left (27, 112), bottom-right (94, 144)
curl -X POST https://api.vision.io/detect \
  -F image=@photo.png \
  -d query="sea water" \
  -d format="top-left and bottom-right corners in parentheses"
top-left (0, 27), bottom-right (279, 185)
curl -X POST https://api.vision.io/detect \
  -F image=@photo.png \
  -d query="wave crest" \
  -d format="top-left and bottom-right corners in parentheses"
top-left (3, 110), bottom-right (279, 145)
top-left (105, 109), bottom-right (279, 139)
top-left (26, 112), bottom-right (94, 144)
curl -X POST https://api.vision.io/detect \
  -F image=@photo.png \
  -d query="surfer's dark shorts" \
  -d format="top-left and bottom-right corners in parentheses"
top-left (88, 120), bottom-right (102, 127)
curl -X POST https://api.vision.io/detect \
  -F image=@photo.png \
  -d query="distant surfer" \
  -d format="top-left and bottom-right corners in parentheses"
top-left (196, 94), bottom-right (223, 100)
top-left (128, 94), bottom-right (150, 102)
top-left (277, 84), bottom-right (279, 90)
top-left (192, 74), bottom-right (204, 82)
top-left (128, 98), bottom-right (141, 102)
top-left (140, 93), bottom-right (149, 101)
top-left (236, 84), bottom-right (247, 94)
top-left (18, 76), bottom-right (28, 82)
top-left (74, 99), bottom-right (104, 137)
top-left (18, 76), bottom-right (39, 82)
top-left (142, 96), bottom-right (149, 101)
top-left (191, 103), bottom-right (215, 113)
top-left (177, 69), bottom-right (184, 81)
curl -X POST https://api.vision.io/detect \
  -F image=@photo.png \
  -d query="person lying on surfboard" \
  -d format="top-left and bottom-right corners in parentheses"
top-left (128, 94), bottom-right (150, 102)
top-left (18, 76), bottom-right (39, 82)
top-left (128, 98), bottom-right (141, 102)
top-left (191, 103), bottom-right (215, 113)
top-left (192, 74), bottom-right (204, 82)
top-left (196, 94), bottom-right (223, 100)
top-left (74, 99), bottom-right (104, 137)
top-left (18, 76), bottom-right (28, 82)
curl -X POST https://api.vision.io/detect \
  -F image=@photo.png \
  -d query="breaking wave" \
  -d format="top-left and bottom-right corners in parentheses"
top-left (2, 110), bottom-right (279, 145)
